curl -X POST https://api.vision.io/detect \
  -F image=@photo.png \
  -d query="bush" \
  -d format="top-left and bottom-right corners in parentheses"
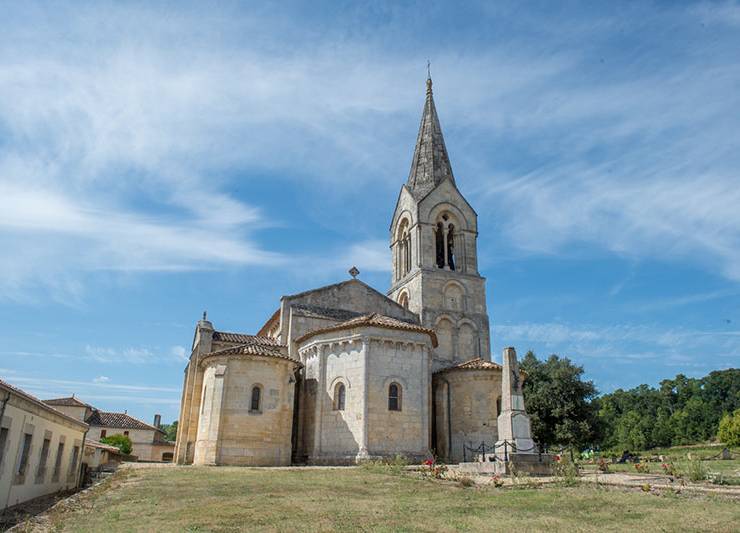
top-left (552, 455), bottom-right (580, 486)
top-left (717, 409), bottom-right (740, 446)
top-left (458, 476), bottom-right (475, 488)
top-left (676, 459), bottom-right (707, 482)
top-left (100, 434), bottom-right (133, 455)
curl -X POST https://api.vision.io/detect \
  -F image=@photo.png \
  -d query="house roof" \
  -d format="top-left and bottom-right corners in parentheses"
top-left (86, 410), bottom-right (163, 433)
top-left (85, 440), bottom-right (123, 453)
top-left (434, 357), bottom-right (503, 374)
top-left (406, 77), bottom-right (455, 200)
top-left (44, 396), bottom-right (92, 408)
top-left (295, 313), bottom-right (438, 347)
top-left (0, 380), bottom-right (88, 430)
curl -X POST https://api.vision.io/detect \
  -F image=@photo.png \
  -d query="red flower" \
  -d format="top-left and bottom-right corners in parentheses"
top-left (423, 459), bottom-right (434, 466)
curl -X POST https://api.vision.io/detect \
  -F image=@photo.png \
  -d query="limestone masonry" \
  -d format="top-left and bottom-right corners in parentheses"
top-left (174, 77), bottom-right (535, 466)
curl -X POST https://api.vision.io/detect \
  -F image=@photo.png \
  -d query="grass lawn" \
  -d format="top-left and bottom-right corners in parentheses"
top-left (43, 466), bottom-right (739, 532)
top-left (581, 445), bottom-right (740, 483)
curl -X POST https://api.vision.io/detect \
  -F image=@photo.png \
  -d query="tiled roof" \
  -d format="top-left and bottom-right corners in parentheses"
top-left (86, 410), bottom-right (162, 433)
top-left (202, 337), bottom-right (300, 366)
top-left (292, 304), bottom-right (365, 321)
top-left (0, 380), bottom-right (88, 429)
top-left (295, 313), bottom-right (438, 347)
top-left (435, 357), bottom-right (503, 374)
top-left (213, 331), bottom-right (281, 344)
top-left (44, 396), bottom-right (92, 408)
top-left (85, 440), bottom-right (122, 453)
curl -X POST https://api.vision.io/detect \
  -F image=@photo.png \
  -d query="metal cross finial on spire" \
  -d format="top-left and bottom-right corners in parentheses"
top-left (349, 266), bottom-right (360, 279)
top-left (427, 59), bottom-right (431, 79)
top-left (202, 310), bottom-right (207, 321)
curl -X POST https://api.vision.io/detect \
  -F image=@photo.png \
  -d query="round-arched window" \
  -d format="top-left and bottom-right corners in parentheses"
top-left (388, 383), bottom-right (402, 411)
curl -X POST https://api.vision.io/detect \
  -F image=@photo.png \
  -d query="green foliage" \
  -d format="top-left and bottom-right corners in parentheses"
top-left (717, 409), bottom-right (740, 446)
top-left (100, 434), bottom-right (133, 455)
top-left (552, 455), bottom-right (580, 486)
top-left (676, 459), bottom-right (708, 482)
top-left (520, 351), bottom-right (598, 448)
top-left (596, 368), bottom-right (740, 451)
top-left (160, 421), bottom-right (178, 442)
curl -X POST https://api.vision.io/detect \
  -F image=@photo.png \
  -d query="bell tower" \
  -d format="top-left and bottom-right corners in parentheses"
top-left (388, 76), bottom-right (491, 371)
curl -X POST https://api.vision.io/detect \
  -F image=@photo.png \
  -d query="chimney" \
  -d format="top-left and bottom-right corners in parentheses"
top-left (153, 414), bottom-right (161, 428)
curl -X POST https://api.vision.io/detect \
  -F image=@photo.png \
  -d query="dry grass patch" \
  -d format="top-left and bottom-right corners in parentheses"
top-left (43, 466), bottom-right (739, 532)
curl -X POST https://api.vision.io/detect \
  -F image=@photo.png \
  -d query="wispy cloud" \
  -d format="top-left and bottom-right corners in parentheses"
top-left (495, 322), bottom-right (740, 366)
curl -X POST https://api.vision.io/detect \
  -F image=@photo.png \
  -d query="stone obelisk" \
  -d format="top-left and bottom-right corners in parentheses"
top-left (496, 347), bottom-right (536, 455)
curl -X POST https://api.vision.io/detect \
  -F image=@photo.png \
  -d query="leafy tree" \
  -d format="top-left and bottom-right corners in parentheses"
top-left (160, 421), bottom-right (178, 442)
top-left (718, 409), bottom-right (740, 446)
top-left (100, 434), bottom-right (133, 455)
top-left (520, 351), bottom-right (598, 449)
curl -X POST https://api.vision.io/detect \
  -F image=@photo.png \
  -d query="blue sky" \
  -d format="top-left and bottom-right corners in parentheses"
top-left (1, 1), bottom-right (739, 424)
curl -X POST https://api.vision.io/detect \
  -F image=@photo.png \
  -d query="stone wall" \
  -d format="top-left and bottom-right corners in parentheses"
top-left (299, 326), bottom-right (432, 464)
top-left (433, 368), bottom-right (502, 463)
top-left (0, 387), bottom-right (87, 510)
top-left (193, 356), bottom-right (297, 466)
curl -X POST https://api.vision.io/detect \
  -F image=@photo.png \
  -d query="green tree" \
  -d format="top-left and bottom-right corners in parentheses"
top-left (520, 351), bottom-right (598, 449)
top-left (160, 421), bottom-right (178, 442)
top-left (717, 409), bottom-right (740, 446)
top-left (100, 434), bottom-right (133, 455)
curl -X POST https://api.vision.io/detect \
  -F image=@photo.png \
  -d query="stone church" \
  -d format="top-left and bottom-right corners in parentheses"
top-left (174, 76), bottom-right (517, 466)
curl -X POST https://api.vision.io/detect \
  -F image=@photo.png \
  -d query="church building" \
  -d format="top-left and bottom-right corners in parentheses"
top-left (174, 76), bottom-right (510, 466)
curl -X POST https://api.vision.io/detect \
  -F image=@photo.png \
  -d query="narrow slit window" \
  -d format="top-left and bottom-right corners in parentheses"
top-left (388, 383), bottom-right (402, 411)
top-left (250, 386), bottom-right (262, 413)
top-left (334, 383), bottom-right (346, 411)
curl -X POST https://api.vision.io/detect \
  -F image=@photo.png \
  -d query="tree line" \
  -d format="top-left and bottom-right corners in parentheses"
top-left (520, 351), bottom-right (740, 451)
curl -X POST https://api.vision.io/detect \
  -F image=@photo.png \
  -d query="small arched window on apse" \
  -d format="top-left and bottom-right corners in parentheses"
top-left (334, 382), bottom-right (346, 411)
top-left (434, 213), bottom-right (457, 271)
top-left (398, 291), bottom-right (409, 310)
top-left (388, 382), bottom-right (402, 411)
top-left (496, 396), bottom-right (502, 416)
top-left (250, 385), bottom-right (262, 413)
top-left (396, 218), bottom-right (412, 280)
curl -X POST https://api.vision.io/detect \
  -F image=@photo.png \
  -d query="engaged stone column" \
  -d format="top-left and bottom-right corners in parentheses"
top-left (496, 347), bottom-right (535, 455)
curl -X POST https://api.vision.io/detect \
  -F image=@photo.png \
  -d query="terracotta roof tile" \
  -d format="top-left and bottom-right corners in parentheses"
top-left (295, 313), bottom-right (437, 347)
top-left (202, 337), bottom-right (300, 366)
top-left (213, 331), bottom-right (282, 344)
top-left (86, 410), bottom-right (163, 433)
top-left (435, 357), bottom-right (502, 373)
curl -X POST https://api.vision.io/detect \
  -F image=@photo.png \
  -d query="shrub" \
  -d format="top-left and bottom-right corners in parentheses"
top-left (597, 457), bottom-right (610, 473)
top-left (717, 409), bottom-right (740, 446)
top-left (634, 463), bottom-right (650, 474)
top-left (552, 455), bottom-right (580, 486)
top-left (676, 459), bottom-right (707, 482)
top-left (458, 476), bottom-right (475, 488)
top-left (100, 434), bottom-right (133, 455)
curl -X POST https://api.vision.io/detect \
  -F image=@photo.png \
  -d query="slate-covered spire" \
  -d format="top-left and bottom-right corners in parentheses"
top-left (406, 75), bottom-right (455, 199)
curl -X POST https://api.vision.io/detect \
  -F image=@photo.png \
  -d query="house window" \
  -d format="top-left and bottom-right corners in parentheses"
top-left (100, 429), bottom-right (107, 439)
top-left (388, 383), bottom-right (402, 411)
top-left (250, 386), bottom-right (262, 413)
top-left (68, 445), bottom-right (80, 480)
top-left (52, 442), bottom-right (64, 482)
top-left (334, 383), bottom-right (346, 411)
top-left (17, 433), bottom-right (33, 479)
top-left (36, 437), bottom-right (51, 483)
top-left (0, 427), bottom-right (8, 469)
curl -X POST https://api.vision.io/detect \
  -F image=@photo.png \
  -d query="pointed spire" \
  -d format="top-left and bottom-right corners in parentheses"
top-left (406, 71), bottom-right (455, 199)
